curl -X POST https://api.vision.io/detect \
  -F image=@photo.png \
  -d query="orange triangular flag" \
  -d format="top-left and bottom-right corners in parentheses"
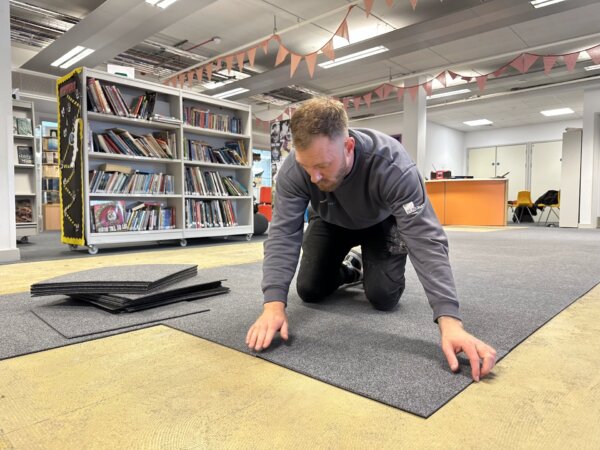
top-left (225, 55), bottom-right (234, 73)
top-left (563, 52), bottom-right (579, 71)
top-left (215, 58), bottom-right (222, 70)
top-left (178, 74), bottom-right (186, 88)
top-left (396, 86), bottom-right (404, 101)
top-left (408, 85), bottom-right (419, 101)
top-left (305, 52), bottom-right (318, 78)
top-left (423, 81), bottom-right (433, 96)
top-left (206, 64), bottom-right (213, 81)
top-left (363, 93), bottom-right (372, 108)
top-left (386, 0), bottom-right (394, 6)
top-left (587, 45), bottom-right (600, 64)
top-left (275, 44), bottom-right (289, 66)
top-left (523, 54), bottom-right (539, 73)
top-left (342, 97), bottom-right (350, 110)
top-left (353, 96), bottom-right (361, 112)
top-left (195, 68), bottom-right (204, 83)
top-left (290, 53), bottom-right (302, 77)
top-left (262, 39), bottom-right (270, 55)
top-left (510, 55), bottom-right (525, 73)
top-left (435, 71), bottom-right (447, 88)
top-left (383, 83), bottom-right (395, 98)
top-left (476, 75), bottom-right (487, 92)
top-left (410, 0), bottom-right (417, 10)
top-left (322, 40), bottom-right (335, 60)
top-left (236, 52), bottom-right (245, 71)
top-left (364, 0), bottom-right (374, 17)
top-left (247, 47), bottom-right (257, 67)
top-left (543, 55), bottom-right (558, 74)
top-left (186, 71), bottom-right (195, 87)
top-left (374, 84), bottom-right (385, 100)
top-left (493, 65), bottom-right (508, 78)
top-left (336, 19), bottom-right (349, 42)
top-left (448, 70), bottom-right (460, 80)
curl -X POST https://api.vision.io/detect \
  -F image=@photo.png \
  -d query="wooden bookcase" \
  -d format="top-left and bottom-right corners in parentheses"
top-left (58, 68), bottom-right (253, 254)
top-left (12, 99), bottom-right (41, 243)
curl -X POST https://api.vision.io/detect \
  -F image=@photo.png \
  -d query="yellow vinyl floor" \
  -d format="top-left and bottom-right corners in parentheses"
top-left (1, 240), bottom-right (599, 449)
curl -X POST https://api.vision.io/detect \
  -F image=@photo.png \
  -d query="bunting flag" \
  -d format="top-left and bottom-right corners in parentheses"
top-left (275, 44), bottom-right (290, 66)
top-left (588, 45), bottom-right (600, 64)
top-left (543, 55), bottom-right (558, 74)
top-left (261, 38), bottom-right (270, 55)
top-left (563, 52), bottom-right (579, 71)
top-left (247, 47), bottom-right (257, 67)
top-left (476, 75), bottom-right (487, 92)
top-left (492, 65), bottom-right (508, 78)
top-left (206, 63), bottom-right (213, 81)
top-left (423, 81), bottom-right (433, 96)
top-left (236, 51), bottom-right (245, 71)
top-left (364, 0), bottom-right (374, 17)
top-left (177, 73), bottom-right (186, 88)
top-left (322, 40), bottom-right (335, 60)
top-left (410, 0), bottom-right (417, 10)
top-left (353, 96), bottom-right (362, 112)
top-left (290, 53), bottom-right (302, 77)
top-left (510, 55), bottom-right (525, 73)
top-left (186, 70), bottom-right (194, 87)
top-left (383, 83), bottom-right (395, 98)
top-left (408, 85), bottom-right (419, 101)
top-left (523, 54), bottom-right (539, 73)
top-left (461, 76), bottom-right (472, 83)
top-left (396, 86), bottom-right (404, 101)
top-left (363, 92), bottom-right (372, 108)
top-left (448, 70), bottom-right (460, 80)
top-left (386, 0), bottom-right (394, 6)
top-left (374, 84), bottom-right (385, 100)
top-left (342, 97), bottom-right (350, 110)
top-left (225, 55), bottom-right (234, 73)
top-left (435, 71), bottom-right (447, 88)
top-left (336, 19), bottom-right (350, 42)
top-left (195, 68), bottom-right (203, 83)
top-left (305, 52), bottom-right (318, 78)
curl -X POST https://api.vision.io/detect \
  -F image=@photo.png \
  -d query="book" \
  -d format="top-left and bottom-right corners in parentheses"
top-left (15, 199), bottom-right (33, 223)
top-left (16, 146), bottom-right (34, 165)
top-left (91, 201), bottom-right (126, 232)
top-left (98, 163), bottom-right (133, 174)
top-left (14, 118), bottom-right (33, 136)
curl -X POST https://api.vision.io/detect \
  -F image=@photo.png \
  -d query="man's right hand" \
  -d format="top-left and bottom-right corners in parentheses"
top-left (246, 301), bottom-right (289, 351)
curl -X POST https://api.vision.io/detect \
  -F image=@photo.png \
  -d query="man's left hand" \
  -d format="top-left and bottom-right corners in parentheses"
top-left (438, 316), bottom-right (497, 381)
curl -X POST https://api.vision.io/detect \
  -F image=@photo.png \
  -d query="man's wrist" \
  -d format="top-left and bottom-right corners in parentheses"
top-left (438, 316), bottom-right (463, 332)
top-left (264, 301), bottom-right (286, 311)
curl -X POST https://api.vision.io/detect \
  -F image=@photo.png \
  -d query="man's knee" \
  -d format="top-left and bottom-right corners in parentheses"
top-left (365, 283), bottom-right (404, 311)
top-left (296, 280), bottom-right (328, 303)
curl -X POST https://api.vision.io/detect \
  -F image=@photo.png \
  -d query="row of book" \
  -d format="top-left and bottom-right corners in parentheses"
top-left (89, 168), bottom-right (175, 195)
top-left (42, 177), bottom-right (59, 191)
top-left (42, 191), bottom-right (60, 204)
top-left (184, 139), bottom-right (246, 165)
top-left (185, 199), bottom-right (237, 229)
top-left (90, 200), bottom-right (176, 233)
top-left (184, 167), bottom-right (248, 197)
top-left (87, 78), bottom-right (157, 120)
top-left (183, 106), bottom-right (243, 134)
top-left (92, 128), bottom-right (175, 159)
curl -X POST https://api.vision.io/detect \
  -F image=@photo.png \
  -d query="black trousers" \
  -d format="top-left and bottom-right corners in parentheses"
top-left (296, 214), bottom-right (408, 311)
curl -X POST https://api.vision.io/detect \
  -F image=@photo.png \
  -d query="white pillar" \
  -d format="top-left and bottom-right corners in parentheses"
top-left (579, 87), bottom-right (600, 228)
top-left (0, 1), bottom-right (20, 262)
top-left (403, 77), bottom-right (427, 176)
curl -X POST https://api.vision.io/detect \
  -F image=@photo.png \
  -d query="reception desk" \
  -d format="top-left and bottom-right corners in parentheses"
top-left (425, 178), bottom-right (508, 226)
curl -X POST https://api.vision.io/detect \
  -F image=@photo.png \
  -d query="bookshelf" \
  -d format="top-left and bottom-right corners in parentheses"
top-left (41, 128), bottom-right (60, 230)
top-left (12, 100), bottom-right (41, 243)
top-left (58, 68), bottom-right (253, 254)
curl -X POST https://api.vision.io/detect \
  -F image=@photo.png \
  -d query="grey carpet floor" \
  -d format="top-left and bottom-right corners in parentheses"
top-left (1, 227), bottom-right (599, 417)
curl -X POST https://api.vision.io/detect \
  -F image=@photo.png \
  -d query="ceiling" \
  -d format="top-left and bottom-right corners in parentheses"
top-left (9, 0), bottom-right (600, 133)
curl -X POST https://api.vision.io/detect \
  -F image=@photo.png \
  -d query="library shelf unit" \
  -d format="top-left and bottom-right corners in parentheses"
top-left (59, 68), bottom-right (253, 255)
top-left (13, 99), bottom-right (41, 243)
top-left (41, 129), bottom-right (60, 230)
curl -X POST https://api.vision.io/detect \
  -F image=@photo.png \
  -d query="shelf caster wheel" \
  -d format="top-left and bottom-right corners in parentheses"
top-left (87, 245), bottom-right (99, 255)
top-left (223, 236), bottom-right (229, 240)
top-left (19, 236), bottom-right (29, 244)
top-left (179, 239), bottom-right (187, 247)
top-left (69, 244), bottom-right (78, 251)
top-left (246, 234), bottom-right (253, 241)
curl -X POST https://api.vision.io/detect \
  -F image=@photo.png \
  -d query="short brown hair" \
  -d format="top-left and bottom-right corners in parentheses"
top-left (290, 97), bottom-right (348, 150)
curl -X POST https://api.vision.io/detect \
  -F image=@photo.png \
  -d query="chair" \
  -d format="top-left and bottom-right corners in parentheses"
top-left (508, 190), bottom-right (535, 224)
top-left (257, 186), bottom-right (272, 222)
top-left (537, 191), bottom-right (560, 226)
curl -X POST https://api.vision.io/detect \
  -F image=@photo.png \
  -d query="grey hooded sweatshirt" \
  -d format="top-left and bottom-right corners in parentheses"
top-left (261, 128), bottom-right (460, 322)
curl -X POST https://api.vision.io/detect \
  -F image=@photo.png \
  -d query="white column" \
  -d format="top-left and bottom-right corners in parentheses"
top-left (403, 77), bottom-right (427, 176)
top-left (579, 86), bottom-right (600, 228)
top-left (0, 1), bottom-right (20, 262)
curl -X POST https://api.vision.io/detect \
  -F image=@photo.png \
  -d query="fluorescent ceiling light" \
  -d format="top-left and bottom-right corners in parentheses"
top-left (146, 0), bottom-right (178, 8)
top-left (318, 46), bottom-right (389, 69)
top-left (530, 0), bottom-right (567, 8)
top-left (60, 48), bottom-right (95, 69)
top-left (463, 119), bottom-right (493, 127)
top-left (145, 0), bottom-right (160, 4)
top-left (427, 88), bottom-right (471, 100)
top-left (51, 46), bottom-right (85, 67)
top-left (540, 107), bottom-right (574, 116)
top-left (584, 64), bottom-right (600, 71)
top-left (212, 88), bottom-right (249, 99)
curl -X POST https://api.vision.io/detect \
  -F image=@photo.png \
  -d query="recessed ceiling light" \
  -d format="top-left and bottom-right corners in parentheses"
top-left (540, 107), bottom-right (575, 116)
top-left (463, 119), bottom-right (493, 127)
top-left (146, 0), bottom-right (178, 8)
top-left (318, 46), bottom-right (389, 69)
top-left (584, 64), bottom-right (600, 71)
top-left (51, 46), bottom-right (85, 67)
top-left (427, 88), bottom-right (471, 100)
top-left (51, 46), bottom-right (95, 69)
top-left (530, 0), bottom-right (567, 8)
top-left (212, 87), bottom-right (249, 99)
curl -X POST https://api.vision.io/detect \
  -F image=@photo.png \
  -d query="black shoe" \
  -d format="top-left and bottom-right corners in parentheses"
top-left (342, 249), bottom-right (363, 283)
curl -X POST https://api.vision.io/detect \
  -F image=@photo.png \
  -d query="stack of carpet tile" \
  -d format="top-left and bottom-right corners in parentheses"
top-left (30, 264), bottom-right (228, 312)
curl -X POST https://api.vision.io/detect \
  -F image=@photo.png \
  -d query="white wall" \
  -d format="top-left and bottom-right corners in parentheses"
top-left (464, 119), bottom-right (583, 149)
top-left (581, 88), bottom-right (600, 227)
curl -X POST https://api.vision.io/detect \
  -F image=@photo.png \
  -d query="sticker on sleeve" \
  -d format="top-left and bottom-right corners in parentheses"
top-left (403, 201), bottom-right (424, 215)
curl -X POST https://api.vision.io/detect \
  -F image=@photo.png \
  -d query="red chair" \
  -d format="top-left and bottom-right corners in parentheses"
top-left (258, 186), bottom-right (272, 221)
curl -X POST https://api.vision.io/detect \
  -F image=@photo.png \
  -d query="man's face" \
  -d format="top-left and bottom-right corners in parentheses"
top-left (295, 134), bottom-right (355, 192)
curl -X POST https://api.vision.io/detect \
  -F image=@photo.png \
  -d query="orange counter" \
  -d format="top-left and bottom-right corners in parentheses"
top-left (425, 179), bottom-right (508, 226)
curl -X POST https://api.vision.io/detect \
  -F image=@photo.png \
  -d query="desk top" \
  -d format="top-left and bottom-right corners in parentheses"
top-left (425, 178), bottom-right (508, 183)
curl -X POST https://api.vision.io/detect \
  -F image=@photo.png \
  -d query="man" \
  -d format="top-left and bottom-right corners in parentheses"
top-left (246, 98), bottom-right (496, 381)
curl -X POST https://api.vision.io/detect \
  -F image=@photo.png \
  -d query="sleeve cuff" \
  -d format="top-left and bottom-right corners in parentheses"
top-left (263, 287), bottom-right (289, 305)
top-left (432, 302), bottom-right (461, 323)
